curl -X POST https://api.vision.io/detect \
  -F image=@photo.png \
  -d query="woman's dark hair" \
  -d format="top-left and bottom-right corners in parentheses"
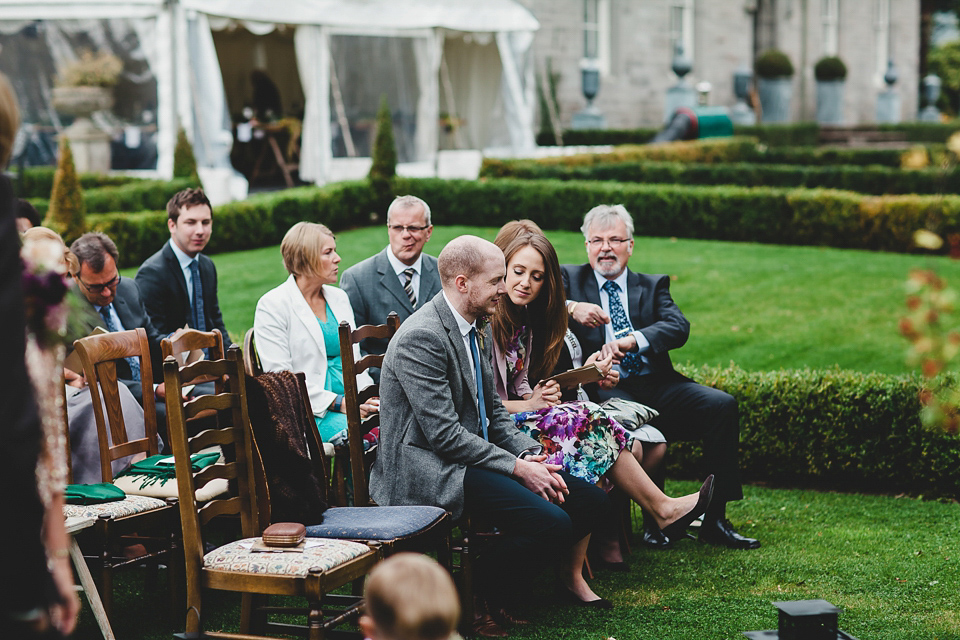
top-left (492, 229), bottom-right (567, 384)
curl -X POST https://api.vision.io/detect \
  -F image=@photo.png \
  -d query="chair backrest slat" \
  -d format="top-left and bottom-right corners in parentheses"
top-left (184, 393), bottom-right (234, 418)
top-left (74, 328), bottom-right (159, 483)
top-left (161, 328), bottom-right (227, 394)
top-left (337, 312), bottom-right (399, 506)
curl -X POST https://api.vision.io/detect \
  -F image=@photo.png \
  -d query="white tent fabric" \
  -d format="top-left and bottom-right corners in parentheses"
top-left (188, 0), bottom-right (539, 184)
top-left (2, 0), bottom-right (539, 188)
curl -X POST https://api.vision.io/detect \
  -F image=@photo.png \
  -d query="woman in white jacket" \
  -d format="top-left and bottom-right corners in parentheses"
top-left (254, 222), bottom-right (376, 443)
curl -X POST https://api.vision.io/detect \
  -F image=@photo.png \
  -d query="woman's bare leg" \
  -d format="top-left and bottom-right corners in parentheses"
top-left (606, 449), bottom-right (701, 530)
top-left (560, 535), bottom-right (604, 603)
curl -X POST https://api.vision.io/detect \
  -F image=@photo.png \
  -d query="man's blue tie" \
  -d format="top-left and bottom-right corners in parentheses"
top-left (602, 279), bottom-right (646, 377)
top-left (189, 260), bottom-right (207, 332)
top-left (469, 327), bottom-right (489, 440)
top-left (99, 305), bottom-right (141, 382)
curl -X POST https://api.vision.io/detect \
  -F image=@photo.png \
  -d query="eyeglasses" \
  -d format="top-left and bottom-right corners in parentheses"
top-left (387, 224), bottom-right (430, 235)
top-left (587, 237), bottom-right (630, 248)
top-left (78, 273), bottom-right (120, 294)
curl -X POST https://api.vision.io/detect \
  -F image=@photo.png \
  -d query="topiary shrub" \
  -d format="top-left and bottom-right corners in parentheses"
top-left (43, 140), bottom-right (86, 244)
top-left (368, 95), bottom-right (397, 214)
top-left (814, 56), bottom-right (848, 82)
top-left (755, 49), bottom-right (795, 79)
top-left (173, 127), bottom-right (199, 180)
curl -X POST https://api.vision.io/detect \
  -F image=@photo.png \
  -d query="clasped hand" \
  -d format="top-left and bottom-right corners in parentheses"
top-left (513, 454), bottom-right (568, 504)
top-left (584, 350), bottom-right (619, 389)
top-left (528, 379), bottom-right (561, 409)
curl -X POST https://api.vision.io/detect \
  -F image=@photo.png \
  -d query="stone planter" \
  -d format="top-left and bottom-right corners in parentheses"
top-left (816, 80), bottom-right (845, 125)
top-left (52, 86), bottom-right (113, 173)
top-left (757, 77), bottom-right (793, 123)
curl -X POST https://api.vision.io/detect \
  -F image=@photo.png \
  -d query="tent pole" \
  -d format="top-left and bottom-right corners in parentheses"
top-left (329, 58), bottom-right (356, 157)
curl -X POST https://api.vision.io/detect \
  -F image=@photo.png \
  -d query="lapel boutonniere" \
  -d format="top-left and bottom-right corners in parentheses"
top-left (475, 316), bottom-right (490, 350)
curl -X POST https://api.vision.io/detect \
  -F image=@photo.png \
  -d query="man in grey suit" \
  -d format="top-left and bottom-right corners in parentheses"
top-left (371, 236), bottom-right (610, 637)
top-left (341, 195), bottom-right (441, 368)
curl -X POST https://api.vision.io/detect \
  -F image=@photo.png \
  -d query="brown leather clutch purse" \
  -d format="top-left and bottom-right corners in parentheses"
top-left (262, 522), bottom-right (306, 548)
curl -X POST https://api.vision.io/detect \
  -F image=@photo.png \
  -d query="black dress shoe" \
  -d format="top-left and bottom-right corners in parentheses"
top-left (698, 517), bottom-right (761, 550)
top-left (641, 526), bottom-right (673, 550)
top-left (661, 475), bottom-right (715, 540)
top-left (470, 598), bottom-right (509, 637)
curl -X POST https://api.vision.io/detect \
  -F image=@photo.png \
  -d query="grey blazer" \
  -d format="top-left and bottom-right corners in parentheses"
top-left (340, 248), bottom-right (441, 356)
top-left (370, 293), bottom-right (537, 518)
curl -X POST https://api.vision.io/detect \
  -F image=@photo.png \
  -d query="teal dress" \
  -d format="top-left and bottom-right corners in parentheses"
top-left (315, 303), bottom-right (347, 443)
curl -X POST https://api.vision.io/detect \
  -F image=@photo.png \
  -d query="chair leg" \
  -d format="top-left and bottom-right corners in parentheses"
top-left (307, 601), bottom-right (324, 640)
top-left (99, 553), bottom-right (113, 622)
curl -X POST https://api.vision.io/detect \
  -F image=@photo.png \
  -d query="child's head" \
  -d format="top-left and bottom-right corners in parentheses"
top-left (360, 553), bottom-right (460, 640)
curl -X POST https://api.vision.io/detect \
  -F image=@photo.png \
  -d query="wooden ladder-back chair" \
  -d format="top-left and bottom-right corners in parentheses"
top-left (337, 312), bottom-right (399, 506)
top-left (242, 327), bottom-right (263, 378)
top-left (339, 315), bottom-right (502, 623)
top-left (164, 347), bottom-right (381, 640)
top-left (330, 315), bottom-right (451, 560)
top-left (69, 328), bottom-right (178, 620)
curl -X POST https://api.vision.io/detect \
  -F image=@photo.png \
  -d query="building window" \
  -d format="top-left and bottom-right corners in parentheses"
top-left (582, 0), bottom-right (611, 75)
top-left (821, 0), bottom-right (839, 56)
top-left (875, 0), bottom-right (891, 87)
top-left (669, 0), bottom-right (695, 65)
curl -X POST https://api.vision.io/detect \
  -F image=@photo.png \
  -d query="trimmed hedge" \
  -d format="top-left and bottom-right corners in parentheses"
top-left (537, 122), bottom-right (960, 148)
top-left (93, 178), bottom-right (960, 265)
top-left (91, 181), bottom-right (378, 268)
top-left (667, 364), bottom-right (960, 498)
top-left (28, 178), bottom-right (197, 217)
top-left (479, 158), bottom-right (960, 195)
top-left (15, 166), bottom-right (142, 199)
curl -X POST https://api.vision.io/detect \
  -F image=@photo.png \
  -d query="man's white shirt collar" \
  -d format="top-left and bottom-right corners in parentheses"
top-left (442, 291), bottom-right (475, 337)
top-left (386, 247), bottom-right (422, 277)
top-left (593, 267), bottom-right (629, 293)
top-left (169, 238), bottom-right (197, 269)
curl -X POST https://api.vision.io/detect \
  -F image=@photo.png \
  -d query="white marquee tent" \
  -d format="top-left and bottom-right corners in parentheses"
top-left (0, 0), bottom-right (539, 193)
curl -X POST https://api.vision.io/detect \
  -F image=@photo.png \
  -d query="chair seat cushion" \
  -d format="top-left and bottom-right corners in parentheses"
top-left (204, 538), bottom-right (371, 576)
top-left (63, 494), bottom-right (168, 519)
top-left (305, 505), bottom-right (447, 541)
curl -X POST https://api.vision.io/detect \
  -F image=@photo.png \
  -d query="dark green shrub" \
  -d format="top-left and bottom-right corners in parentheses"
top-left (368, 96), bottom-right (397, 211)
top-left (173, 127), bottom-right (199, 180)
top-left (755, 49), bottom-right (794, 79)
top-left (814, 56), bottom-right (848, 81)
top-left (83, 178), bottom-right (196, 213)
top-left (43, 140), bottom-right (86, 244)
top-left (479, 158), bottom-right (960, 195)
top-left (733, 123), bottom-right (820, 146)
top-left (16, 166), bottom-right (142, 199)
top-left (536, 128), bottom-right (660, 147)
top-left (667, 364), bottom-right (960, 498)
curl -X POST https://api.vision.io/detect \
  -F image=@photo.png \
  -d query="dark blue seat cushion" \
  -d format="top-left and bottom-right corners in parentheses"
top-left (305, 505), bottom-right (447, 541)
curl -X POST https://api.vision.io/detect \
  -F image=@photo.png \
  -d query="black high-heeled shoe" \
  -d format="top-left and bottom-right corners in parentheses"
top-left (556, 585), bottom-right (614, 610)
top-left (660, 474), bottom-right (715, 541)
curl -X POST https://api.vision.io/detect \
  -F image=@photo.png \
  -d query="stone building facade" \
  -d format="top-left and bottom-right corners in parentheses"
top-left (518, 0), bottom-right (920, 130)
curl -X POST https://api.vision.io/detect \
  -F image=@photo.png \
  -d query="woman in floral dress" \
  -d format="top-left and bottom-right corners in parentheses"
top-left (490, 227), bottom-right (713, 552)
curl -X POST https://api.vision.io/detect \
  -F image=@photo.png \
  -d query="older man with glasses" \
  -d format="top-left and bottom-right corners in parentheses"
top-left (68, 232), bottom-right (164, 407)
top-left (562, 204), bottom-right (760, 552)
top-left (341, 195), bottom-right (442, 379)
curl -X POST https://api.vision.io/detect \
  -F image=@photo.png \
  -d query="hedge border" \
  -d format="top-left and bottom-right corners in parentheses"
top-left (667, 364), bottom-right (960, 499)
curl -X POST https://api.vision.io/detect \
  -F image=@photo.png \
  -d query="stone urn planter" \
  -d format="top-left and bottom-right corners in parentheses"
top-left (814, 56), bottom-right (847, 125)
top-left (755, 50), bottom-right (795, 123)
top-left (53, 86), bottom-right (113, 173)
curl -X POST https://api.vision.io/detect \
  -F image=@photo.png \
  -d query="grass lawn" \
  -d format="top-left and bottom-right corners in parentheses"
top-left (73, 481), bottom-right (960, 639)
top-left (123, 226), bottom-right (960, 375)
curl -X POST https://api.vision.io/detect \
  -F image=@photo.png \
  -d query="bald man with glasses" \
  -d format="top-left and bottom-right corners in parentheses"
top-left (341, 195), bottom-right (442, 377)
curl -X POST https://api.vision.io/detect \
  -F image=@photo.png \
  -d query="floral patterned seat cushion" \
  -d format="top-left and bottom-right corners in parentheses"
top-left (305, 505), bottom-right (447, 541)
top-left (204, 538), bottom-right (371, 576)
top-left (62, 494), bottom-right (168, 519)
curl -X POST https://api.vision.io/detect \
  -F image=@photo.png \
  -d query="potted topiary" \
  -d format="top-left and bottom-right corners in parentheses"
top-left (814, 55), bottom-right (847, 125)
top-left (754, 49), bottom-right (795, 123)
top-left (51, 50), bottom-right (122, 173)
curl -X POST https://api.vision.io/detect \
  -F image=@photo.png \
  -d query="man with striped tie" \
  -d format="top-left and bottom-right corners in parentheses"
top-left (341, 195), bottom-right (442, 378)
top-left (562, 204), bottom-right (760, 551)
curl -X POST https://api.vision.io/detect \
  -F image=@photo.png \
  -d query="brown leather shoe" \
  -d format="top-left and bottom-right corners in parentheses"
top-left (490, 603), bottom-right (529, 626)
top-left (470, 598), bottom-right (509, 637)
